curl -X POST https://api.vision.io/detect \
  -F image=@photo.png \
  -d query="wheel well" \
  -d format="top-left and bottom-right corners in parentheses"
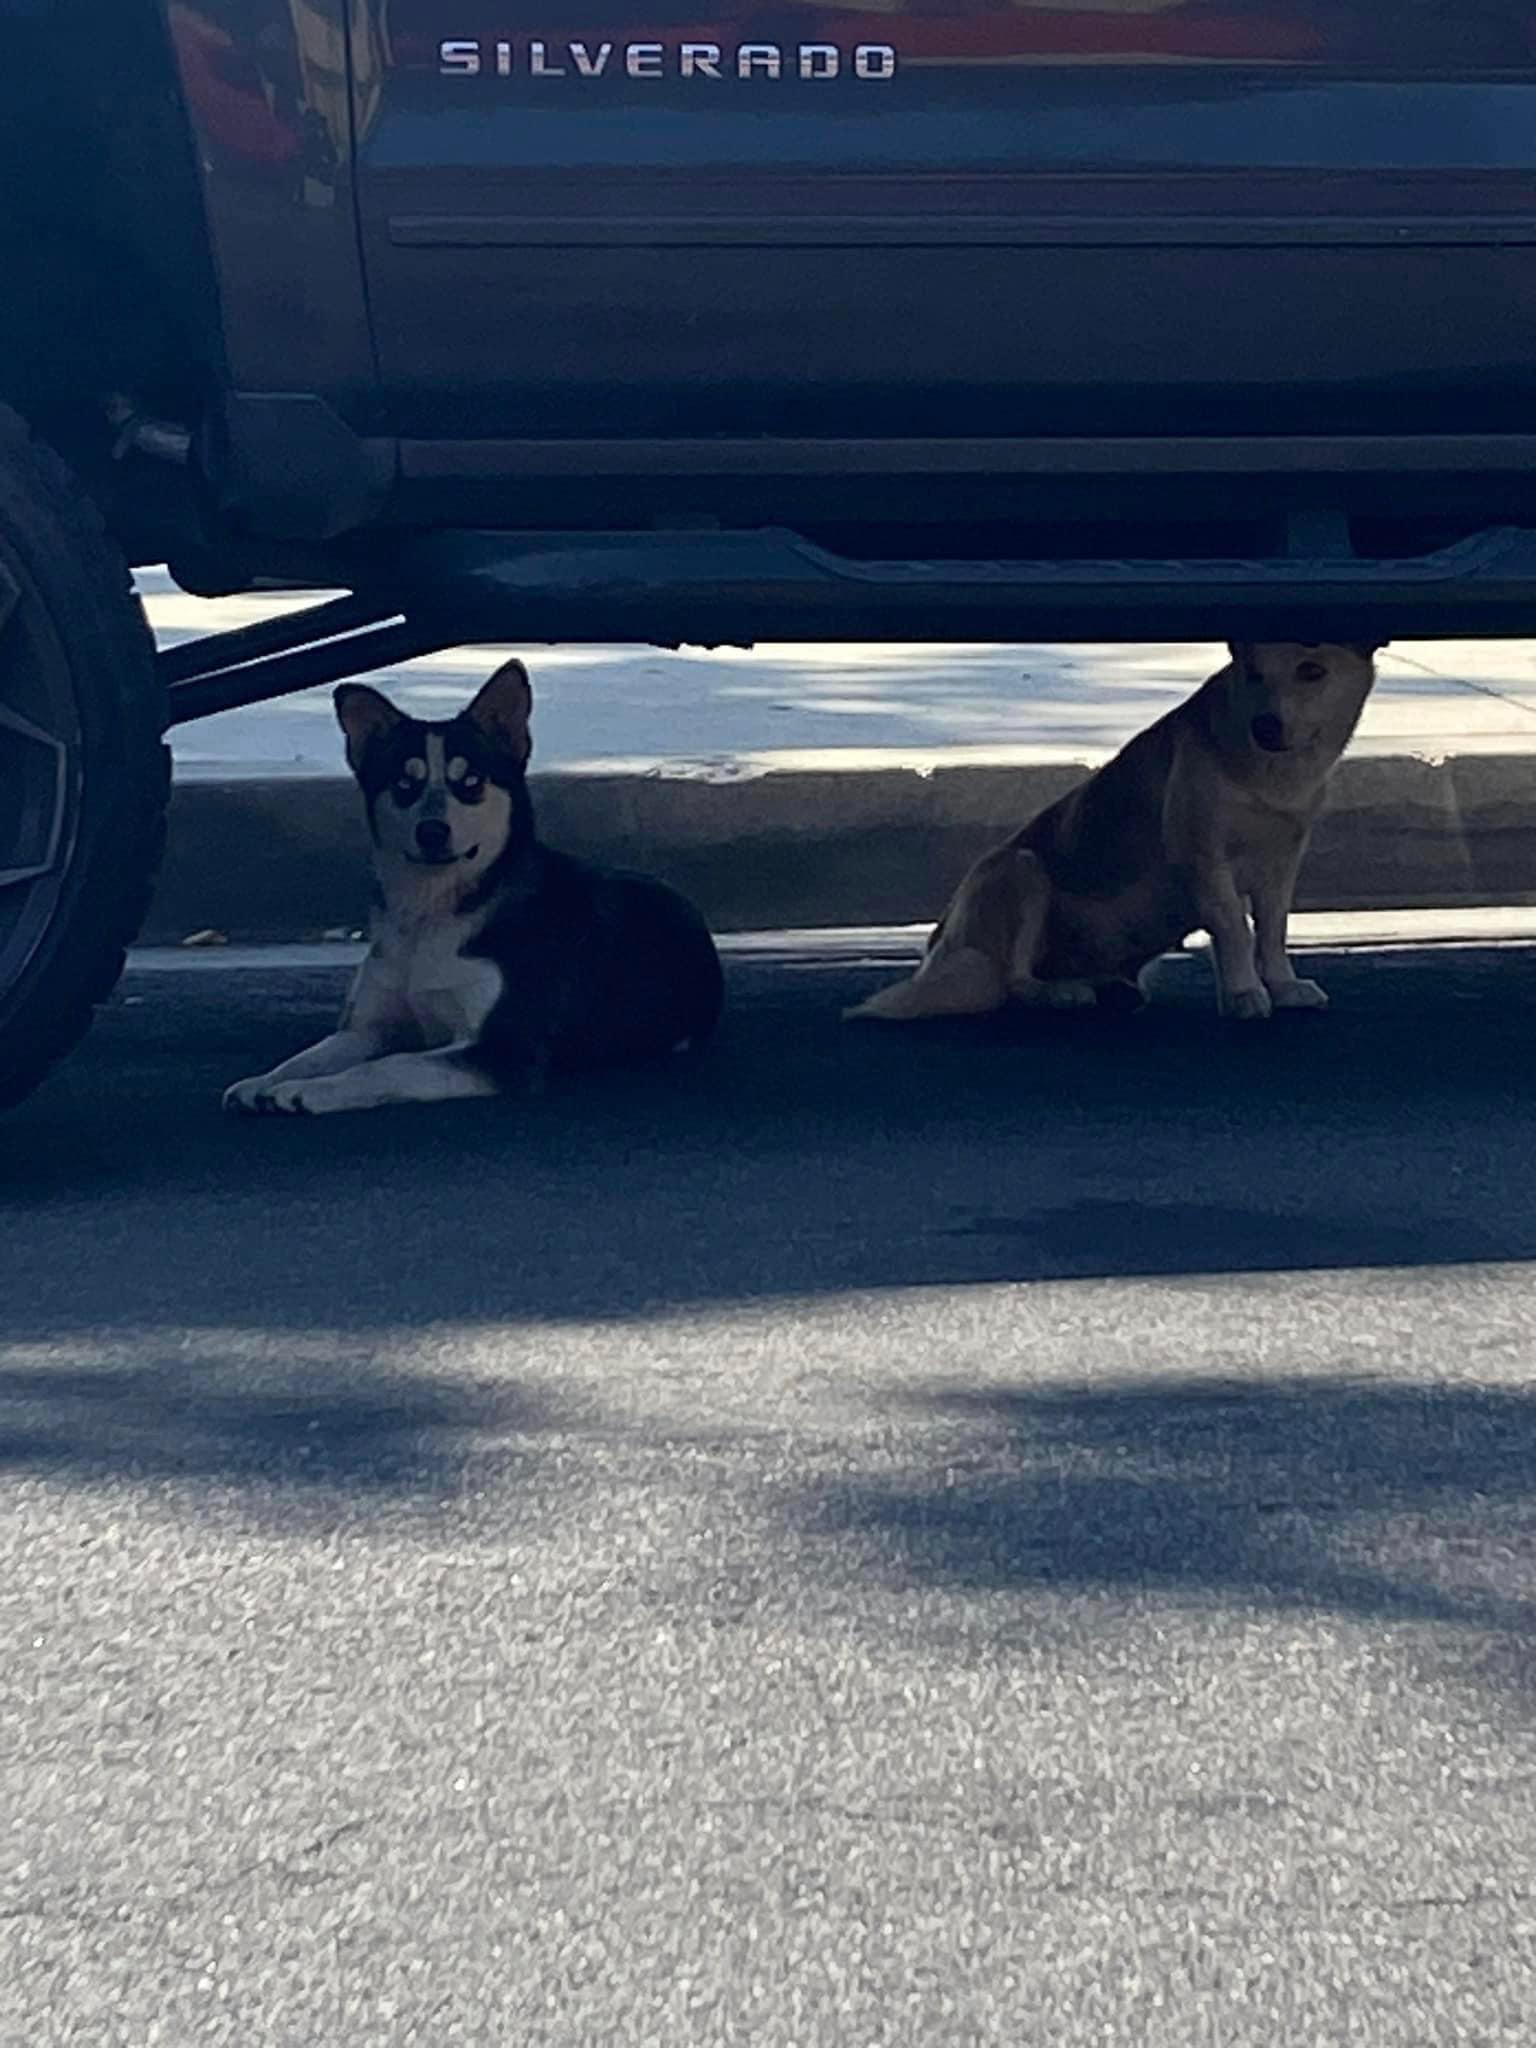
top-left (0, 2), bottom-right (222, 461)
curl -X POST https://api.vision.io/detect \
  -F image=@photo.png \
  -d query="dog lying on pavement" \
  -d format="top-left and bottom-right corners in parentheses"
top-left (846, 642), bottom-right (1381, 1025)
top-left (223, 660), bottom-right (723, 1115)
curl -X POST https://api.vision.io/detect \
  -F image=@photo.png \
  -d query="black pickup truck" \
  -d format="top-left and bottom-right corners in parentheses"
top-left (4, 0), bottom-right (1536, 1104)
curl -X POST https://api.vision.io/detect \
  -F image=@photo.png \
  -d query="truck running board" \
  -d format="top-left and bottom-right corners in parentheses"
top-left (399, 524), bottom-right (1536, 647)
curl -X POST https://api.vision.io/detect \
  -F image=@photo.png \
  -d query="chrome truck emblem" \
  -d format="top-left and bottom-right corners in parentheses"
top-left (439, 38), bottom-right (897, 81)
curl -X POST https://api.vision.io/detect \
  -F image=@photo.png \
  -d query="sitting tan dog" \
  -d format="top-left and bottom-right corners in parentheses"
top-left (847, 642), bottom-right (1380, 1025)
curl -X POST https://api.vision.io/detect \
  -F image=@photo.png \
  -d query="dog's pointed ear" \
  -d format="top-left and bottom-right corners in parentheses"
top-left (334, 684), bottom-right (405, 771)
top-left (1349, 641), bottom-right (1388, 659)
top-left (1226, 641), bottom-right (1253, 666)
top-left (465, 658), bottom-right (533, 765)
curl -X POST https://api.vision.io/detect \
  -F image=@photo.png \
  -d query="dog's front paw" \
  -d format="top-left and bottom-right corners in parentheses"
top-left (1222, 985), bottom-right (1273, 1022)
top-left (1267, 977), bottom-right (1329, 1012)
top-left (223, 1075), bottom-right (271, 1115)
top-left (1040, 979), bottom-right (1098, 1010)
top-left (222, 1076), bottom-right (313, 1117)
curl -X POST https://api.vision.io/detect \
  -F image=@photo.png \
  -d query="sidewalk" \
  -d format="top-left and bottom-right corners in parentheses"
top-left (145, 569), bottom-right (1536, 783)
top-left (140, 570), bottom-right (1536, 941)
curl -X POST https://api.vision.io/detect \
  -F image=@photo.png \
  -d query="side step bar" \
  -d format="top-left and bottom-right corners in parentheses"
top-left (398, 525), bottom-right (1536, 646)
top-left (162, 604), bottom-right (445, 726)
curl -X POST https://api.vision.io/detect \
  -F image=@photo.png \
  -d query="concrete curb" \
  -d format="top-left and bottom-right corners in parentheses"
top-left (146, 754), bottom-right (1536, 945)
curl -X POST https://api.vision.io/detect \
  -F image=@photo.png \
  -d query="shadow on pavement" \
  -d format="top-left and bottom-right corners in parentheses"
top-left (2, 942), bottom-right (1535, 1334)
top-left (0, 1352), bottom-right (557, 1505)
top-left (799, 1376), bottom-right (1536, 1636)
top-left (937, 1197), bottom-right (1473, 1274)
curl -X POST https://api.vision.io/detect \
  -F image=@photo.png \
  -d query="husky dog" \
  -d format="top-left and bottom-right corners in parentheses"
top-left (224, 659), bottom-right (723, 1115)
top-left (847, 642), bottom-right (1381, 1025)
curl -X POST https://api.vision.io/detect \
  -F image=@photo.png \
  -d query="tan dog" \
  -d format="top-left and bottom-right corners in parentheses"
top-left (847, 642), bottom-right (1380, 1025)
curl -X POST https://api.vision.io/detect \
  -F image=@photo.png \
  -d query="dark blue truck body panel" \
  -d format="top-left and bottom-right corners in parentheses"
top-left (28, 1), bottom-right (1536, 634)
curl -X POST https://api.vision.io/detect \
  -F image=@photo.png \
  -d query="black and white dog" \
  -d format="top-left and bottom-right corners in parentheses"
top-left (223, 660), bottom-right (723, 1116)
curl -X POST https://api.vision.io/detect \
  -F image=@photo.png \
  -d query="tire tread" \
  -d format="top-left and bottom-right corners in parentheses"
top-left (0, 404), bottom-right (169, 1109)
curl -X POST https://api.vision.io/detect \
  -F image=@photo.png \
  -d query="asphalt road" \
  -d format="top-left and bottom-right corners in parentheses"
top-left (5, 937), bottom-right (1536, 2045)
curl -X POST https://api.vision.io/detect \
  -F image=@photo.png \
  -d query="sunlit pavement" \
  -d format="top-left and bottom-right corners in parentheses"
top-left (4, 937), bottom-right (1536, 2043)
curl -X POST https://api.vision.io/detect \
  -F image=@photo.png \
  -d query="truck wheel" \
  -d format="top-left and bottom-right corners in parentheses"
top-left (0, 406), bottom-right (168, 1110)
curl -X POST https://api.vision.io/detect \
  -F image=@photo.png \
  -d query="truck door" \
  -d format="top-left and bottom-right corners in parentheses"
top-left (348, 3), bottom-right (1536, 447)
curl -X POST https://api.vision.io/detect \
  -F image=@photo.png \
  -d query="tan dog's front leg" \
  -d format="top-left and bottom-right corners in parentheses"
top-left (1165, 763), bottom-right (1268, 1021)
top-left (1195, 869), bottom-right (1270, 1020)
top-left (1252, 850), bottom-right (1328, 1011)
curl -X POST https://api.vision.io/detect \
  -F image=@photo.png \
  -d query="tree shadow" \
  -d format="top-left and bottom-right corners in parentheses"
top-left (799, 1377), bottom-right (1536, 1639)
top-left (0, 1347), bottom-right (562, 1517)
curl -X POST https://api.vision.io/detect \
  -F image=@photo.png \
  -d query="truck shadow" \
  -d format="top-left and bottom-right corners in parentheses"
top-left (4, 941), bottom-right (1536, 1330)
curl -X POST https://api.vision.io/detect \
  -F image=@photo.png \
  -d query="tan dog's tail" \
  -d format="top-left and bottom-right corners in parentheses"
top-left (843, 944), bottom-right (1006, 1021)
top-left (844, 845), bottom-right (1035, 1021)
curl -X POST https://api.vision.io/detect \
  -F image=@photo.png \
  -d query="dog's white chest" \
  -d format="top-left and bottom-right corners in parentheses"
top-left (364, 917), bottom-right (504, 1049)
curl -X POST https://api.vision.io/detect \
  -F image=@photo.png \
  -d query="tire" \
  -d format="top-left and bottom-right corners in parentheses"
top-left (0, 404), bottom-right (168, 1110)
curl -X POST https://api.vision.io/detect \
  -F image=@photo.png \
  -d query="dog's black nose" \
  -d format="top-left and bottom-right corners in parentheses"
top-left (1250, 713), bottom-right (1287, 753)
top-left (415, 818), bottom-right (452, 856)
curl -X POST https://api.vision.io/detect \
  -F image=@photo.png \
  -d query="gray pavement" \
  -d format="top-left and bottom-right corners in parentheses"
top-left (5, 935), bottom-right (1536, 2043)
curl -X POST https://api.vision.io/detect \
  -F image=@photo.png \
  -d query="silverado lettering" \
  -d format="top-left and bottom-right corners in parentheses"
top-left (438, 37), bottom-right (898, 81)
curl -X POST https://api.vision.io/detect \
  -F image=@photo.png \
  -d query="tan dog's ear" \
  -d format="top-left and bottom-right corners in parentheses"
top-left (464, 657), bottom-right (533, 765)
top-left (334, 684), bottom-right (404, 771)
